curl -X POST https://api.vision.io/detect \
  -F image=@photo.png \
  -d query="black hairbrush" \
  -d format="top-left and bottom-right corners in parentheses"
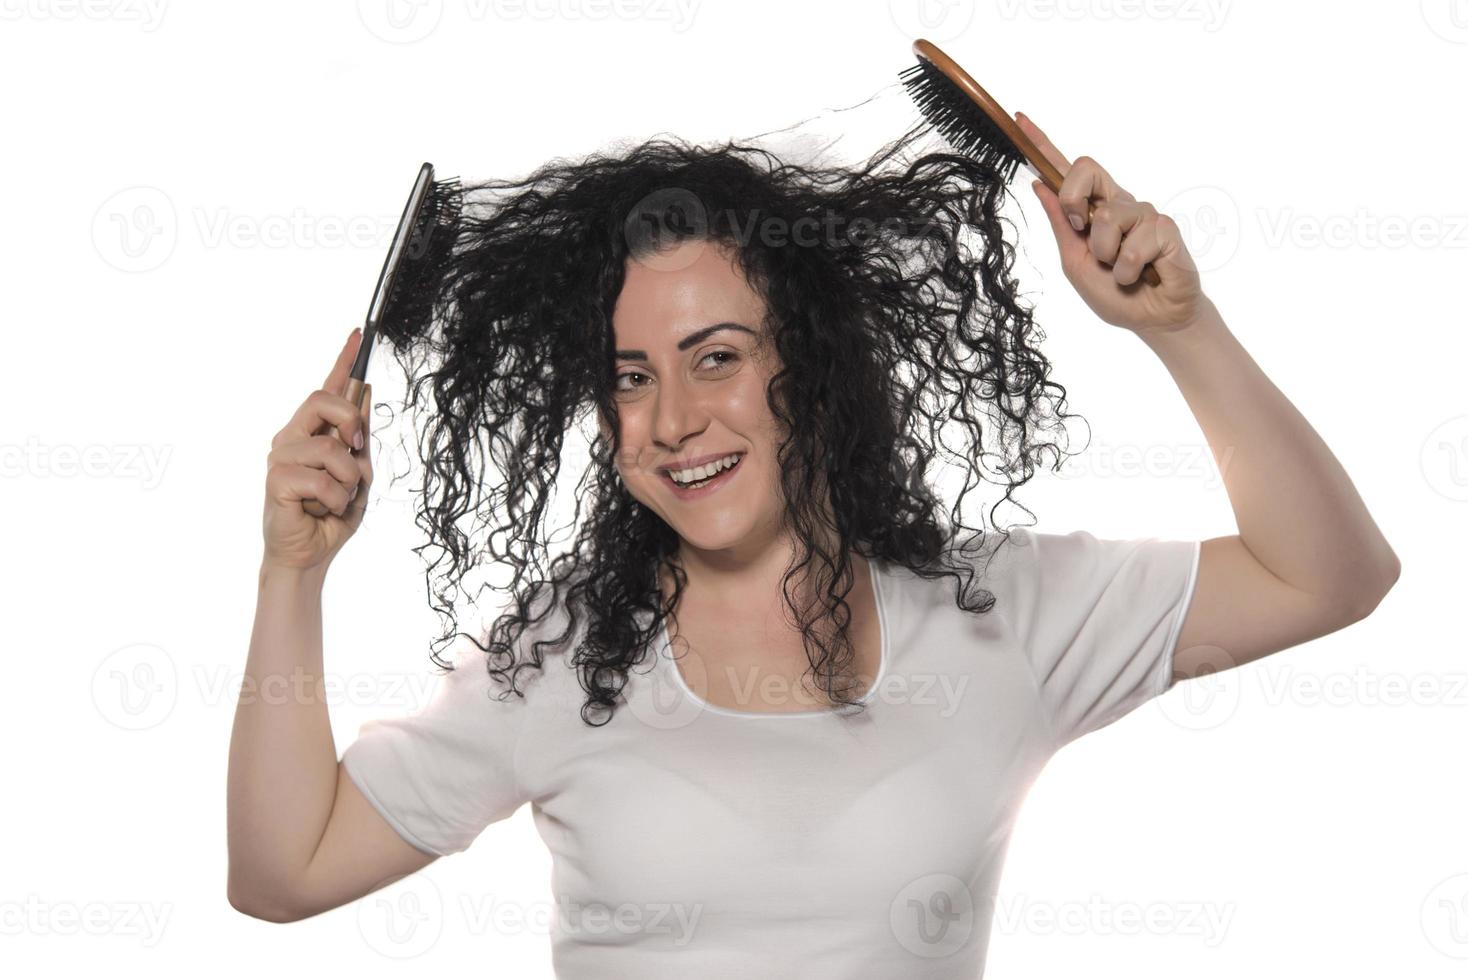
top-left (899, 38), bottom-right (1162, 287)
top-left (301, 162), bottom-right (462, 517)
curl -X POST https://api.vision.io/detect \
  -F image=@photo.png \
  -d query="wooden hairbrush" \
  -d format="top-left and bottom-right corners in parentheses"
top-left (900, 38), bottom-right (1162, 287)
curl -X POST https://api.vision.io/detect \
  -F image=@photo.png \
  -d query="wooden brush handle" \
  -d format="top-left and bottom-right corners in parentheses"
top-left (301, 376), bottom-right (366, 518)
top-left (913, 39), bottom-right (1163, 287)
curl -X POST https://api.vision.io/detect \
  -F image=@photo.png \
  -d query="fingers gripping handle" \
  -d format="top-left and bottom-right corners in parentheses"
top-left (301, 376), bottom-right (366, 518)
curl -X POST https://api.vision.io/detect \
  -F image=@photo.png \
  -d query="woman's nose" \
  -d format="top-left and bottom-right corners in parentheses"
top-left (651, 376), bottom-right (708, 449)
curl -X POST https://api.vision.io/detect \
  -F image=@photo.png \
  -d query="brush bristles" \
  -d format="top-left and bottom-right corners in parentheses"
top-left (406, 178), bottom-right (464, 261)
top-left (899, 60), bottom-right (1025, 184)
top-left (379, 177), bottom-right (464, 340)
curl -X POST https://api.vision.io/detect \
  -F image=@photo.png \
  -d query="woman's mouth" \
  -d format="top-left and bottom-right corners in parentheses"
top-left (661, 452), bottom-right (745, 499)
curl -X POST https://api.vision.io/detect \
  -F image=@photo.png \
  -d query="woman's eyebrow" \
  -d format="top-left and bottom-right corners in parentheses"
top-left (614, 322), bottom-right (756, 361)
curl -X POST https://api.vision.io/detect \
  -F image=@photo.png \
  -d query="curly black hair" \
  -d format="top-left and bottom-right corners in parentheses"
top-left (371, 123), bottom-right (1084, 726)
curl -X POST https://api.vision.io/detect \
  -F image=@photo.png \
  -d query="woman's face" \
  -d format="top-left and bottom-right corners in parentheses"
top-left (602, 239), bottom-right (788, 555)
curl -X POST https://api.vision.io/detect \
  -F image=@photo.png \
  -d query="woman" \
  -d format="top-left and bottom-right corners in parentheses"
top-left (227, 114), bottom-right (1400, 977)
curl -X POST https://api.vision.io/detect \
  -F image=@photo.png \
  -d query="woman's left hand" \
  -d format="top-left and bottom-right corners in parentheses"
top-left (1016, 111), bottom-right (1208, 336)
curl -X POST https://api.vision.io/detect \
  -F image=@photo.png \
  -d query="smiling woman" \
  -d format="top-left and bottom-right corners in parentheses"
top-left (307, 127), bottom-right (1181, 976)
top-left (605, 247), bottom-right (785, 550)
top-left (235, 99), bottom-right (1398, 973)
top-left (365, 130), bottom-right (1079, 725)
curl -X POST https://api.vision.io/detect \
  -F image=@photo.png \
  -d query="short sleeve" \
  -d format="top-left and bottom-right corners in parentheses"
top-left (1004, 528), bottom-right (1201, 749)
top-left (341, 652), bottom-right (530, 856)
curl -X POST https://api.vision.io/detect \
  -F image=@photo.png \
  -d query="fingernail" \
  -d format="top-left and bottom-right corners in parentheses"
top-left (353, 430), bottom-right (364, 451)
top-left (1069, 214), bottom-right (1085, 232)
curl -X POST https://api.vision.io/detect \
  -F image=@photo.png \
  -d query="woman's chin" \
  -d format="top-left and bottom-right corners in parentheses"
top-left (661, 504), bottom-right (777, 555)
top-left (667, 520), bottom-right (750, 553)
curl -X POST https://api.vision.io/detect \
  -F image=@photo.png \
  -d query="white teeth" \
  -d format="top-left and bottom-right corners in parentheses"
top-left (669, 453), bottom-right (741, 486)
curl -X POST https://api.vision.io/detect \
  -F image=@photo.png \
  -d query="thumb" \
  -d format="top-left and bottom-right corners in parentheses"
top-left (355, 383), bottom-right (374, 492)
top-left (359, 383), bottom-right (372, 446)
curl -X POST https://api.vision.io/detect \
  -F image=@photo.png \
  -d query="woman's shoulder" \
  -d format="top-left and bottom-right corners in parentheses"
top-left (894, 524), bottom-right (1037, 581)
top-left (869, 526), bottom-right (1032, 607)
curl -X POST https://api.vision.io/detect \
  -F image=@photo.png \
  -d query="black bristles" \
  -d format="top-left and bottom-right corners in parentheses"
top-left (899, 59), bottom-right (1025, 185)
top-left (378, 176), bottom-right (464, 343)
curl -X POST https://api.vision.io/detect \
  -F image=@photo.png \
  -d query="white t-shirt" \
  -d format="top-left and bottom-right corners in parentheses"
top-left (342, 527), bottom-right (1201, 978)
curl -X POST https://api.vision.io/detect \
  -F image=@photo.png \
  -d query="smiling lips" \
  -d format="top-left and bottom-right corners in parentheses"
top-left (666, 452), bottom-right (742, 485)
top-left (662, 452), bottom-right (745, 496)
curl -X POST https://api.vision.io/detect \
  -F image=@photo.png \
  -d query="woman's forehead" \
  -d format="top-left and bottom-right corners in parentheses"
top-left (612, 241), bottom-right (766, 344)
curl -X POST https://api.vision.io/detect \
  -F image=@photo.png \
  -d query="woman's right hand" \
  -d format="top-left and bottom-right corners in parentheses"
top-left (262, 328), bottom-right (375, 571)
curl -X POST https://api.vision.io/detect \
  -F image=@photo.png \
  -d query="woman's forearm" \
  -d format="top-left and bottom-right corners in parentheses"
top-left (226, 560), bottom-right (340, 911)
top-left (1015, 114), bottom-right (1398, 608)
top-left (1138, 296), bottom-right (1400, 605)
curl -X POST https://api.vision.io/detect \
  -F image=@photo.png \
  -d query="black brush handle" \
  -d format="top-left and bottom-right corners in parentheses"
top-left (299, 163), bottom-right (434, 518)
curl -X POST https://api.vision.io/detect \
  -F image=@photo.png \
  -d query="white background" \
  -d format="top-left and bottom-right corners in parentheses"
top-left (3, 0), bottom-right (1464, 976)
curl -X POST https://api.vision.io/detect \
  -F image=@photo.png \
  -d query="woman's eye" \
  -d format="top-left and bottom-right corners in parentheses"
top-left (701, 350), bottom-right (738, 369)
top-left (614, 353), bottom-right (735, 392)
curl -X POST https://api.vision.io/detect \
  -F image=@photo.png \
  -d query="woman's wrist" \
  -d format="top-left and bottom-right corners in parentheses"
top-left (258, 556), bottom-right (329, 596)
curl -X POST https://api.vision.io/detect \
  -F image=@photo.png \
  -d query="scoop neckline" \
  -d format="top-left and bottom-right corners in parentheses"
top-left (655, 555), bottom-right (890, 719)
